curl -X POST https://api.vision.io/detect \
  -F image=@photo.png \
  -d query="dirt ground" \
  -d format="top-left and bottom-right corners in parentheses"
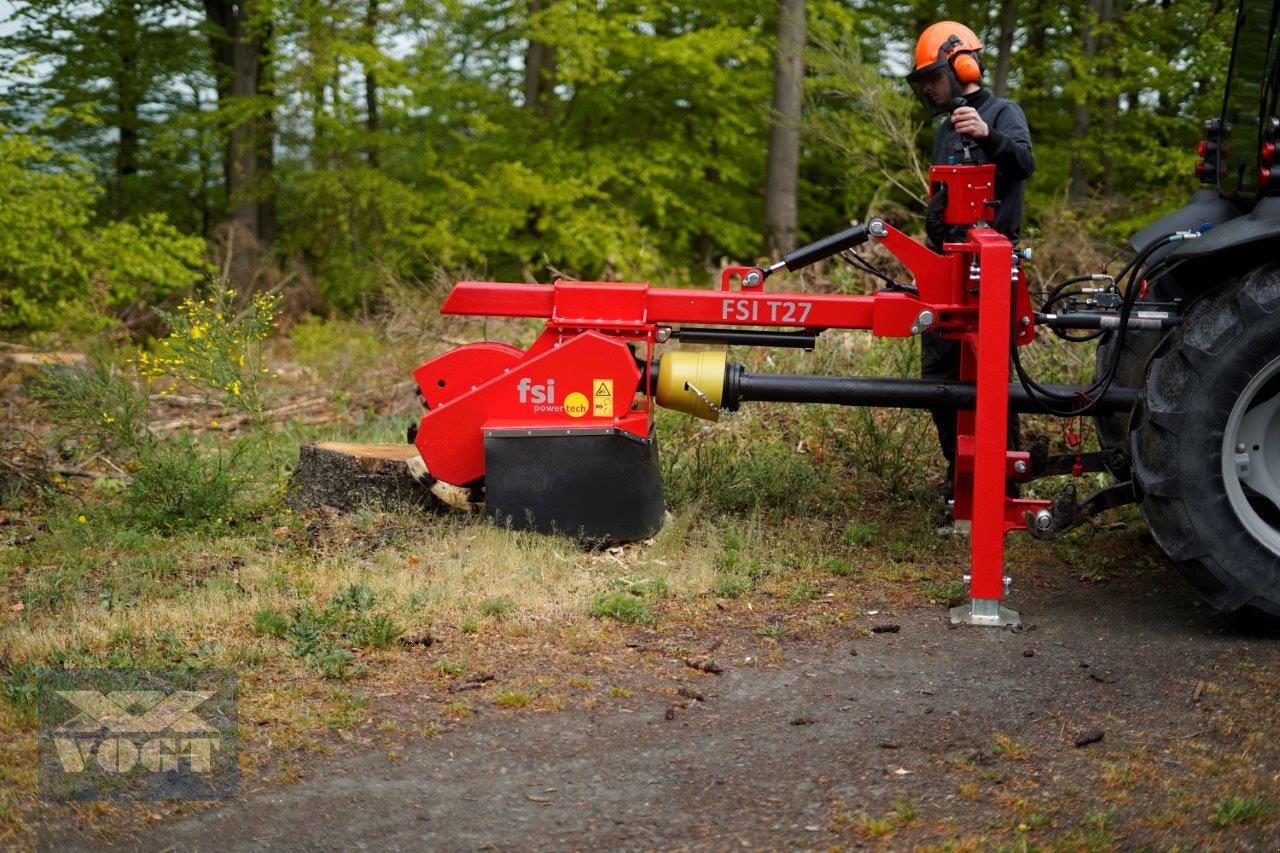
top-left (37, 556), bottom-right (1280, 850)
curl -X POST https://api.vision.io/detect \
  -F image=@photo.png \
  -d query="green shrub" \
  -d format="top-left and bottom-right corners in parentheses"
top-left (479, 596), bottom-right (515, 618)
top-left (252, 608), bottom-right (290, 639)
top-left (34, 350), bottom-right (254, 533)
top-left (494, 690), bottom-right (532, 709)
top-left (712, 574), bottom-right (752, 598)
top-left (434, 659), bottom-right (464, 677)
top-left (351, 614), bottom-right (402, 649)
top-left (787, 580), bottom-right (820, 603)
top-left (141, 288), bottom-right (281, 425)
top-left (841, 522), bottom-right (876, 548)
top-left (588, 591), bottom-right (656, 626)
top-left (121, 439), bottom-right (247, 532)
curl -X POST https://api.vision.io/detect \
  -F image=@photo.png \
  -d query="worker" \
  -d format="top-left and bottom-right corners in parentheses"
top-left (905, 21), bottom-right (1034, 504)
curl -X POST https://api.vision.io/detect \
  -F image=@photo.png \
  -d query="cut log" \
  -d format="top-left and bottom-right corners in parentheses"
top-left (285, 442), bottom-right (473, 514)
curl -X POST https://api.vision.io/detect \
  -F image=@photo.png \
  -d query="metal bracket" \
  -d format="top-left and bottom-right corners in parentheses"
top-left (950, 598), bottom-right (1021, 628)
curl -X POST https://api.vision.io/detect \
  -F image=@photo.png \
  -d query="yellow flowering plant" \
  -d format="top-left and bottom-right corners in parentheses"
top-left (140, 287), bottom-right (281, 426)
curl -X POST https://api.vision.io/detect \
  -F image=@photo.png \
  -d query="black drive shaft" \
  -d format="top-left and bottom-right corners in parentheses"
top-left (722, 367), bottom-right (1138, 415)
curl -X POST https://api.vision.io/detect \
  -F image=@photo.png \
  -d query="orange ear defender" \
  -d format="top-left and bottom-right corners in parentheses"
top-left (909, 22), bottom-right (985, 84)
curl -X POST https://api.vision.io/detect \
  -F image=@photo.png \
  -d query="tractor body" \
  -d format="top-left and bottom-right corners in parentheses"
top-left (1092, 0), bottom-right (1280, 616)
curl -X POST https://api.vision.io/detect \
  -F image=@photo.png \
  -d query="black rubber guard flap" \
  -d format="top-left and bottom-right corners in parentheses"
top-left (483, 429), bottom-right (665, 542)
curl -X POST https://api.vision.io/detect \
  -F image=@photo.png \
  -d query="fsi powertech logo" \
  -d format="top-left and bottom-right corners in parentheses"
top-left (38, 669), bottom-right (237, 800)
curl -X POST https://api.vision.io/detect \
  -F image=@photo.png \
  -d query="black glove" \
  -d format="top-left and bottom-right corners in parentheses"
top-left (925, 181), bottom-right (948, 249)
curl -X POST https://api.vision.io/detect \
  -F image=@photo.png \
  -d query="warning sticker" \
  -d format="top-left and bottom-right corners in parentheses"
top-left (592, 379), bottom-right (613, 417)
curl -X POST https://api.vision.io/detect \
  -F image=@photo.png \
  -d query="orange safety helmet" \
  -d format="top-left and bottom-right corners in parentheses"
top-left (908, 21), bottom-right (984, 86)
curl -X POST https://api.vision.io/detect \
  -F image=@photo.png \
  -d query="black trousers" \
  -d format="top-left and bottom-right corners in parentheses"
top-left (920, 329), bottom-right (1021, 496)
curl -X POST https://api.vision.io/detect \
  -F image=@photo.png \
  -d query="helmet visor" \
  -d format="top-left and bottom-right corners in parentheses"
top-left (906, 62), bottom-right (962, 116)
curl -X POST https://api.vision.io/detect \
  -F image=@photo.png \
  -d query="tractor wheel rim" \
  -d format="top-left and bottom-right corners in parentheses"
top-left (1223, 353), bottom-right (1280, 556)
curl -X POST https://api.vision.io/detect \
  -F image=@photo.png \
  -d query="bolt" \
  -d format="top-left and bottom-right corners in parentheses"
top-left (1020, 316), bottom-right (1031, 327)
top-left (1237, 443), bottom-right (1247, 454)
top-left (868, 219), bottom-right (888, 238)
top-left (1014, 460), bottom-right (1028, 474)
top-left (1034, 510), bottom-right (1053, 532)
top-left (743, 269), bottom-right (763, 288)
top-left (656, 327), bottom-right (671, 343)
top-left (914, 310), bottom-right (936, 334)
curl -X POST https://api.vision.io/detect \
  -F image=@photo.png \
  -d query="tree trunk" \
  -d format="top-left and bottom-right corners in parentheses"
top-left (993, 0), bottom-right (1016, 98)
top-left (204, 0), bottom-right (275, 243)
top-left (286, 442), bottom-right (468, 513)
top-left (764, 0), bottom-right (805, 257)
top-left (1069, 0), bottom-right (1103, 203)
top-left (1098, 0), bottom-right (1118, 195)
top-left (255, 16), bottom-right (276, 245)
top-left (365, 0), bottom-right (380, 167)
top-left (523, 0), bottom-right (556, 117)
top-left (113, 0), bottom-right (140, 217)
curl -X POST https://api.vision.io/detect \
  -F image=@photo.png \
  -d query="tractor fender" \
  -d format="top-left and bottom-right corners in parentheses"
top-left (1164, 195), bottom-right (1280, 291)
top-left (1129, 188), bottom-right (1239, 265)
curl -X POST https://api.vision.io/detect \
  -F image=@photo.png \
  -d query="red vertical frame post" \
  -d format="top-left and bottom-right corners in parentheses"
top-left (954, 227), bottom-right (1021, 627)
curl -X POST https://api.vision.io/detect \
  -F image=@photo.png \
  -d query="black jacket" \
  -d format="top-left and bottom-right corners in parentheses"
top-left (930, 88), bottom-right (1035, 243)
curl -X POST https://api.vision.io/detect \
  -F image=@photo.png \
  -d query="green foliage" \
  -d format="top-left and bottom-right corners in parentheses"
top-left (434, 658), bottom-right (465, 677)
top-left (1212, 794), bottom-right (1273, 827)
top-left (712, 573), bottom-right (752, 599)
top-left (142, 288), bottom-right (281, 425)
top-left (479, 596), bottom-right (515, 618)
top-left (786, 580), bottom-right (820, 603)
top-left (121, 438), bottom-right (248, 533)
top-left (665, 439), bottom-right (825, 517)
top-left (33, 335), bottom-right (268, 532)
top-left (841, 522), bottom-right (875, 548)
top-left (494, 690), bottom-right (532, 709)
top-left (251, 585), bottom-right (402, 679)
top-left (588, 591), bottom-right (656, 626)
top-left (0, 123), bottom-right (206, 333)
top-left (0, 0), bottom-right (1250, 324)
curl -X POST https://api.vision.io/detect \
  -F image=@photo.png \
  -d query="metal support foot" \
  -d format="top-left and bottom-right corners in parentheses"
top-left (949, 597), bottom-right (1021, 628)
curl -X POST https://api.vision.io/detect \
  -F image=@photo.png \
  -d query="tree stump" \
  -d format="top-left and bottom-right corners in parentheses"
top-left (285, 442), bottom-right (472, 514)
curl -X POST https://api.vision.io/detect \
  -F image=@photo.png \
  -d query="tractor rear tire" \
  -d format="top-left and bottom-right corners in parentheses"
top-left (1132, 264), bottom-right (1280, 616)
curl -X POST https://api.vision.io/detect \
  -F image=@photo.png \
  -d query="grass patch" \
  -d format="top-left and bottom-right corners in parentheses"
top-left (993, 732), bottom-right (1030, 760)
top-left (1212, 795), bottom-right (1273, 827)
top-left (841, 521), bottom-right (876, 547)
top-left (434, 659), bottom-right (465, 677)
top-left (787, 580), bottom-right (820, 603)
top-left (712, 574), bottom-right (752, 598)
top-left (494, 690), bottom-right (532, 709)
top-left (251, 584), bottom-right (403, 680)
top-left (588, 592), bottom-right (655, 626)
top-left (479, 596), bottom-right (515, 618)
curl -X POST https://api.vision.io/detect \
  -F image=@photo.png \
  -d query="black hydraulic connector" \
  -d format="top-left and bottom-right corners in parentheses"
top-left (1036, 311), bottom-right (1183, 331)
